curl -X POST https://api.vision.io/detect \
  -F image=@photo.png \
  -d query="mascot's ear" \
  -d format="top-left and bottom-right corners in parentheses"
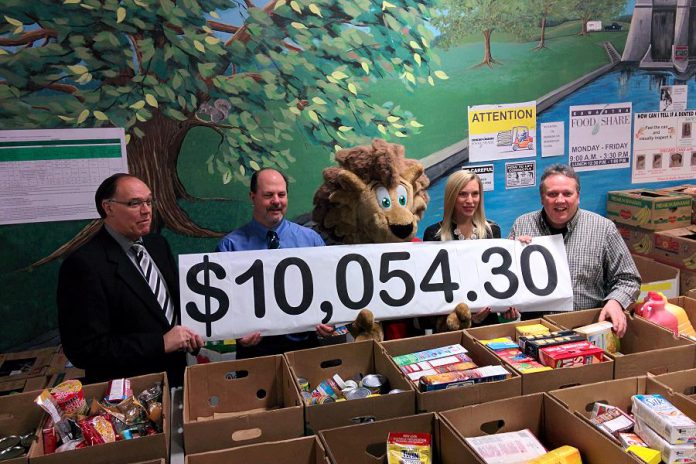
top-left (401, 160), bottom-right (425, 186)
top-left (335, 169), bottom-right (368, 194)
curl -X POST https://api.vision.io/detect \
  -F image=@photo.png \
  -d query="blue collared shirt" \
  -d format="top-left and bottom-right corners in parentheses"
top-left (215, 218), bottom-right (325, 252)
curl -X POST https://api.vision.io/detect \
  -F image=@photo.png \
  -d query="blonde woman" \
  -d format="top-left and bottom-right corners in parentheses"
top-left (423, 170), bottom-right (518, 324)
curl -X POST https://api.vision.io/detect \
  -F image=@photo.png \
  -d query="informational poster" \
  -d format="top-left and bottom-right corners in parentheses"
top-left (540, 121), bottom-right (565, 157)
top-left (468, 101), bottom-right (536, 162)
top-left (632, 110), bottom-right (696, 183)
top-left (659, 85), bottom-right (687, 112)
top-left (505, 161), bottom-right (536, 190)
top-left (466, 164), bottom-right (494, 191)
top-left (180, 238), bottom-right (573, 339)
top-left (568, 103), bottom-right (632, 172)
top-left (0, 128), bottom-right (128, 225)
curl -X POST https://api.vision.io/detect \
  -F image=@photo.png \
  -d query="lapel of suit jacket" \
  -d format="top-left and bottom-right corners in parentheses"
top-left (101, 229), bottom-right (172, 329)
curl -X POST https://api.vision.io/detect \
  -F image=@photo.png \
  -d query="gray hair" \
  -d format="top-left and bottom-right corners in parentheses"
top-left (539, 164), bottom-right (580, 195)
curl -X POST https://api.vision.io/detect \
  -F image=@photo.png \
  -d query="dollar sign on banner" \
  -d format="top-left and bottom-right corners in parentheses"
top-left (185, 255), bottom-right (229, 337)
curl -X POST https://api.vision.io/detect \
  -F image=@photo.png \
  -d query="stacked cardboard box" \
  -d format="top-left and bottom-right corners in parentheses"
top-left (607, 189), bottom-right (692, 258)
top-left (653, 225), bottom-right (696, 292)
top-left (659, 184), bottom-right (696, 224)
top-left (0, 347), bottom-right (58, 397)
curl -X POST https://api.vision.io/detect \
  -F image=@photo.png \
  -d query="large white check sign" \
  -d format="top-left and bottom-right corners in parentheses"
top-left (179, 236), bottom-right (573, 340)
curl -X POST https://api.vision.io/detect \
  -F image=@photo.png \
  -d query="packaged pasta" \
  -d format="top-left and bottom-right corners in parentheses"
top-left (387, 432), bottom-right (431, 464)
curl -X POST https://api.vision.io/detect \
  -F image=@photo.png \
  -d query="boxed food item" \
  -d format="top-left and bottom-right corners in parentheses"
top-left (634, 416), bottom-right (696, 464)
top-left (418, 366), bottom-right (510, 392)
top-left (399, 353), bottom-right (476, 382)
top-left (387, 432), bottom-right (432, 464)
top-left (391, 345), bottom-right (468, 367)
top-left (589, 404), bottom-right (635, 438)
top-left (183, 354), bottom-right (304, 454)
top-left (515, 324), bottom-right (550, 341)
top-left (518, 331), bottom-right (585, 359)
top-left (606, 189), bottom-right (691, 231)
top-left (464, 428), bottom-right (546, 463)
top-left (631, 394), bottom-right (696, 444)
top-left (538, 341), bottom-right (604, 369)
top-left (574, 321), bottom-right (620, 353)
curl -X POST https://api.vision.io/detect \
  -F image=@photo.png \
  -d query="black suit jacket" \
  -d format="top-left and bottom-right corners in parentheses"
top-left (57, 227), bottom-right (186, 386)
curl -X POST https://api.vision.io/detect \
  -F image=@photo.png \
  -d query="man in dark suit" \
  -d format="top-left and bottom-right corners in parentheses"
top-left (57, 173), bottom-right (203, 386)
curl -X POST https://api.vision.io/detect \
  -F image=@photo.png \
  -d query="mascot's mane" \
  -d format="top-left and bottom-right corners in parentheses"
top-left (313, 139), bottom-right (429, 244)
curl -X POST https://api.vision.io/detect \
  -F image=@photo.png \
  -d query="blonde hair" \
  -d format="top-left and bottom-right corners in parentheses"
top-left (438, 170), bottom-right (491, 241)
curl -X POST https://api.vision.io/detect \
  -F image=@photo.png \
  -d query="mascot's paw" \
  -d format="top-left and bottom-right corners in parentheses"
top-left (436, 303), bottom-right (472, 332)
top-left (349, 308), bottom-right (384, 342)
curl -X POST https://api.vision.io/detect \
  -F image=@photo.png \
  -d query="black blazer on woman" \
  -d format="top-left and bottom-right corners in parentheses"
top-left (57, 227), bottom-right (186, 386)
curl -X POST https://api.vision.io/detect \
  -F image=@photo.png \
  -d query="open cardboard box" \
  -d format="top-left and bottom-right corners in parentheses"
top-left (649, 368), bottom-right (696, 404)
top-left (440, 393), bottom-right (638, 464)
top-left (183, 354), bottom-right (303, 455)
top-left (546, 308), bottom-right (695, 378)
top-left (380, 331), bottom-right (521, 412)
top-left (659, 184), bottom-right (696, 224)
top-left (633, 254), bottom-right (680, 299)
top-left (29, 372), bottom-right (169, 464)
top-left (185, 435), bottom-right (329, 464)
top-left (319, 412), bottom-right (476, 464)
top-left (284, 340), bottom-right (415, 434)
top-left (0, 347), bottom-right (56, 381)
top-left (465, 318), bottom-right (613, 394)
top-left (548, 376), bottom-right (696, 460)
top-left (0, 375), bottom-right (46, 397)
top-left (0, 381), bottom-right (49, 464)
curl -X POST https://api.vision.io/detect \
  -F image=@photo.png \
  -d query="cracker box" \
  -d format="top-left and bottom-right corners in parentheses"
top-left (607, 189), bottom-right (692, 231)
top-left (634, 416), bottom-right (696, 464)
top-left (538, 341), bottom-right (604, 369)
top-left (465, 428), bottom-right (546, 463)
top-left (632, 394), bottom-right (696, 444)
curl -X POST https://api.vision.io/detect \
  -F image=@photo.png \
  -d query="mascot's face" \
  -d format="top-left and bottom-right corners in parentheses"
top-left (362, 179), bottom-right (419, 242)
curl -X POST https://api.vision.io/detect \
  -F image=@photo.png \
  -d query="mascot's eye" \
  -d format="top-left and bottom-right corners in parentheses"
top-left (396, 185), bottom-right (408, 206)
top-left (375, 186), bottom-right (392, 210)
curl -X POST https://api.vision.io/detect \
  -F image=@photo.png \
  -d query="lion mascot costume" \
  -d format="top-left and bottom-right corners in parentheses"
top-left (312, 139), bottom-right (471, 340)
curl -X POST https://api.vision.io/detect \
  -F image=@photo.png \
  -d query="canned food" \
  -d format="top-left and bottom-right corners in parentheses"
top-left (296, 377), bottom-right (309, 392)
top-left (344, 387), bottom-right (371, 401)
top-left (388, 389), bottom-right (408, 394)
top-left (0, 436), bottom-right (19, 452)
top-left (301, 391), bottom-right (314, 406)
top-left (317, 395), bottom-right (335, 404)
top-left (361, 374), bottom-right (389, 394)
top-left (344, 379), bottom-right (359, 390)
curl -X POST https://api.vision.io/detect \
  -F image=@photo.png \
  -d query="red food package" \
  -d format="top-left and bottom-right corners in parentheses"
top-left (78, 415), bottom-right (116, 446)
top-left (42, 417), bottom-right (57, 454)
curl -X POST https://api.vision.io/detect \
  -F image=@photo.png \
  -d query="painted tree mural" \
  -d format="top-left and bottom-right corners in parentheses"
top-left (0, 0), bottom-right (447, 263)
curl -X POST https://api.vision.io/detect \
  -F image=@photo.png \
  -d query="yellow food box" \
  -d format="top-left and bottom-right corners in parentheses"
top-left (626, 445), bottom-right (661, 464)
top-left (527, 445), bottom-right (581, 464)
top-left (515, 324), bottom-right (551, 341)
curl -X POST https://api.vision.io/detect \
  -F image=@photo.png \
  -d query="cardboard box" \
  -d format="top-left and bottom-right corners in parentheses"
top-left (628, 296), bottom-right (696, 342)
top-left (381, 331), bottom-right (521, 412)
top-left (633, 254), bottom-right (680, 300)
top-left (616, 223), bottom-right (656, 256)
top-left (319, 412), bottom-right (477, 464)
top-left (0, 347), bottom-right (57, 381)
top-left (0, 381), bottom-right (49, 464)
top-left (549, 376), bottom-right (696, 454)
top-left (649, 368), bottom-right (696, 403)
top-left (653, 225), bottom-right (696, 269)
top-left (0, 375), bottom-right (46, 396)
top-left (607, 189), bottom-right (692, 231)
top-left (689, 288), bottom-right (696, 300)
top-left (183, 354), bottom-right (303, 455)
top-left (546, 308), bottom-right (695, 378)
top-left (284, 340), bottom-right (415, 434)
top-left (682, 268), bottom-right (696, 293)
top-left (185, 436), bottom-right (329, 464)
top-left (658, 184), bottom-right (696, 224)
top-left (465, 318), bottom-right (613, 394)
top-left (440, 393), bottom-right (638, 464)
top-left (46, 347), bottom-right (85, 380)
top-left (29, 372), bottom-right (170, 464)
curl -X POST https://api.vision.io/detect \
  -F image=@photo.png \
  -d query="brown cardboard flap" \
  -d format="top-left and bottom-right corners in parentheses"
top-left (184, 436), bottom-right (330, 464)
top-left (648, 368), bottom-right (696, 399)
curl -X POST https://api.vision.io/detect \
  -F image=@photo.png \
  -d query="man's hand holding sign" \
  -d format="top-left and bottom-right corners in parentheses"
top-left (180, 236), bottom-right (573, 340)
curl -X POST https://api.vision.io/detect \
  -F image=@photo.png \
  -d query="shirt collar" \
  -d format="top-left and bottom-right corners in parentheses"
top-left (104, 223), bottom-right (141, 254)
top-left (250, 217), bottom-right (287, 235)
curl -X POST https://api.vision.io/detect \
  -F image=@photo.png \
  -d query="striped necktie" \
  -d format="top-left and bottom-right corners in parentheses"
top-left (131, 241), bottom-right (174, 325)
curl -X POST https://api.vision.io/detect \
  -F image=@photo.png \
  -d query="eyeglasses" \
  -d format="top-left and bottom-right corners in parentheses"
top-left (108, 198), bottom-right (156, 208)
top-left (266, 230), bottom-right (280, 249)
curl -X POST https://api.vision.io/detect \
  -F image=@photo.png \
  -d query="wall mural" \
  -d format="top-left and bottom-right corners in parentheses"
top-left (3, 0), bottom-right (686, 350)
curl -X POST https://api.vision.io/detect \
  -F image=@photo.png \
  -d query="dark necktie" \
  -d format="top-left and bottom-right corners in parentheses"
top-left (266, 230), bottom-right (280, 249)
top-left (131, 241), bottom-right (174, 324)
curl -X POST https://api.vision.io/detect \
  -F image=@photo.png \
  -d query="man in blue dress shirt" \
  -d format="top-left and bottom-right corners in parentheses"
top-left (216, 168), bottom-right (334, 358)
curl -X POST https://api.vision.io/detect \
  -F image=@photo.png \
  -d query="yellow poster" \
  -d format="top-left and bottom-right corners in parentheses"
top-left (468, 101), bottom-right (537, 162)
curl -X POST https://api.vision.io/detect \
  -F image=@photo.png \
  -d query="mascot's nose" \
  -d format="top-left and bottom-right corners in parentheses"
top-left (389, 223), bottom-right (413, 239)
